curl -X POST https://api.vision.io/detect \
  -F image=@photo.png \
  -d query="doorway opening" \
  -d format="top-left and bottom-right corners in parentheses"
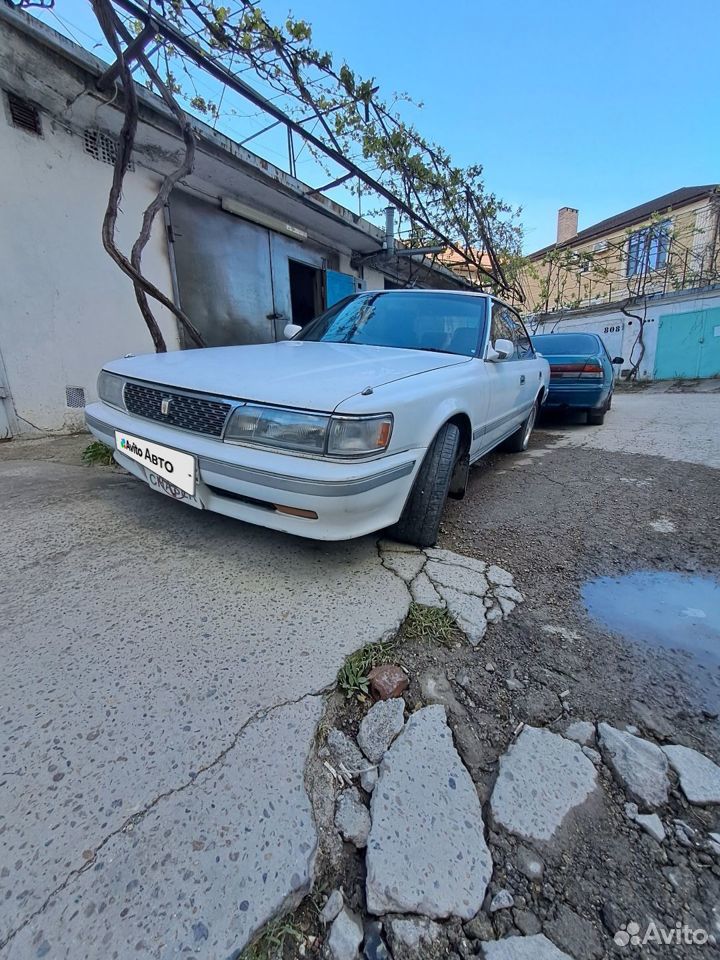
top-left (289, 260), bottom-right (323, 327)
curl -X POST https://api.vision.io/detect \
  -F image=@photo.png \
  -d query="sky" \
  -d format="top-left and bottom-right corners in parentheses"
top-left (35, 0), bottom-right (719, 252)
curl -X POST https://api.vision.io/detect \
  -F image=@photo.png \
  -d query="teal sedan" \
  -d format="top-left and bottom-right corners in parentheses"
top-left (532, 332), bottom-right (623, 425)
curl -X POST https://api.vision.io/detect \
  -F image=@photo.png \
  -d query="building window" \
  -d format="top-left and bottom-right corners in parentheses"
top-left (626, 220), bottom-right (671, 277)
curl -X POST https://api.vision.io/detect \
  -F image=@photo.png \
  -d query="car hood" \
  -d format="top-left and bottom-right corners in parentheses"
top-left (106, 340), bottom-right (470, 412)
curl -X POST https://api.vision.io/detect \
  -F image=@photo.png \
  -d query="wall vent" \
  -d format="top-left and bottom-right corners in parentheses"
top-left (65, 386), bottom-right (86, 409)
top-left (83, 128), bottom-right (132, 168)
top-left (7, 92), bottom-right (42, 135)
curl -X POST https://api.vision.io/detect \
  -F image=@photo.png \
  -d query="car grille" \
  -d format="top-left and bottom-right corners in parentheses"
top-left (124, 382), bottom-right (232, 437)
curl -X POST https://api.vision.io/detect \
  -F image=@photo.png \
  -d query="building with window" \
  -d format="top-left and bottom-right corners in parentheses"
top-left (0, 6), bottom-right (468, 438)
top-left (520, 187), bottom-right (720, 380)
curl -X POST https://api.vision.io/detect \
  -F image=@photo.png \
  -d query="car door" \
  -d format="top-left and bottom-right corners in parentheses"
top-left (480, 301), bottom-right (536, 451)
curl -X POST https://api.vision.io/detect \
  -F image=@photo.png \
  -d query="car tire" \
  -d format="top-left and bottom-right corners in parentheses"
top-left (587, 407), bottom-right (605, 425)
top-left (502, 400), bottom-right (538, 453)
top-left (389, 422), bottom-right (461, 548)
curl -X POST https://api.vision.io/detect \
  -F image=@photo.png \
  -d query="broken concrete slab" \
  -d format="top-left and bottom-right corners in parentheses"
top-left (3, 697), bottom-right (323, 960)
top-left (410, 570), bottom-right (445, 608)
top-left (490, 726), bottom-right (598, 842)
top-left (662, 744), bottom-right (720, 805)
top-left (425, 559), bottom-right (489, 598)
top-left (366, 705), bottom-right (492, 920)
top-left (382, 551), bottom-right (426, 583)
top-left (598, 723), bottom-right (669, 809)
top-left (385, 916), bottom-right (444, 958)
top-left (487, 564), bottom-right (515, 587)
top-left (335, 787), bottom-right (371, 848)
top-left (424, 547), bottom-right (488, 574)
top-left (435, 584), bottom-right (488, 645)
top-left (481, 934), bottom-right (574, 959)
top-left (636, 813), bottom-right (666, 842)
top-left (357, 698), bottom-right (405, 764)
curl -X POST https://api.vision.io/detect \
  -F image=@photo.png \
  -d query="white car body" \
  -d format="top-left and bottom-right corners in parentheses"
top-left (85, 292), bottom-right (549, 541)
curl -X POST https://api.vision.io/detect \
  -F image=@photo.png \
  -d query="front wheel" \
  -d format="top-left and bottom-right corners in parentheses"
top-left (389, 422), bottom-right (461, 548)
top-left (502, 400), bottom-right (538, 453)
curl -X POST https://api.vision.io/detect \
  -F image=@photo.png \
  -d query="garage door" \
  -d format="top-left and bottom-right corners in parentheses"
top-left (654, 307), bottom-right (720, 380)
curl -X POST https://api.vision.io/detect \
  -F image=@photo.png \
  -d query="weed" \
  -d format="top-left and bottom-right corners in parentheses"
top-left (337, 636), bottom-right (399, 699)
top-left (240, 916), bottom-right (304, 960)
top-left (82, 440), bottom-right (115, 466)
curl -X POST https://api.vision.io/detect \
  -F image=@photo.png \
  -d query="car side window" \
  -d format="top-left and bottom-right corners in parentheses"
top-left (490, 302), bottom-right (534, 360)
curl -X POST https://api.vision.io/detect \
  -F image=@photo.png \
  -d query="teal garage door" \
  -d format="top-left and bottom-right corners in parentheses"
top-left (654, 307), bottom-right (720, 380)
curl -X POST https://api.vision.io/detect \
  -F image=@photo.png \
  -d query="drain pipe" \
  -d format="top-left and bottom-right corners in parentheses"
top-left (384, 206), bottom-right (396, 255)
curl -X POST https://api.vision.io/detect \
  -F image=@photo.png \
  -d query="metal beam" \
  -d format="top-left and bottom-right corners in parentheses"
top-left (96, 19), bottom-right (156, 91)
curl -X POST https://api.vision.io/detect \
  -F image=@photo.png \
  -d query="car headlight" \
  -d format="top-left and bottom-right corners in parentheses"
top-left (97, 370), bottom-right (126, 410)
top-left (327, 415), bottom-right (393, 457)
top-left (225, 404), bottom-right (329, 454)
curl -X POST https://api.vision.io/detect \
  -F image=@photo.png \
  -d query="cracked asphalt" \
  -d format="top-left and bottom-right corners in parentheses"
top-left (0, 440), bottom-right (408, 959)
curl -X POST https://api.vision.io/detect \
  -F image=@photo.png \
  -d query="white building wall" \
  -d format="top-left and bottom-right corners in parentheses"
top-left (0, 113), bottom-right (178, 434)
top-left (533, 288), bottom-right (720, 379)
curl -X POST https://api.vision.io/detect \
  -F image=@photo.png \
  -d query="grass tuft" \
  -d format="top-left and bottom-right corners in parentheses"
top-left (82, 441), bottom-right (115, 466)
top-left (403, 602), bottom-right (459, 646)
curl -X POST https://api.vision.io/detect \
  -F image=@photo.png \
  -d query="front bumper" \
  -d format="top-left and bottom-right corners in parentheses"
top-left (85, 403), bottom-right (420, 541)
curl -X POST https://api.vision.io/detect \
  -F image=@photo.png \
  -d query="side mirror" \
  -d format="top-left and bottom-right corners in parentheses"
top-left (284, 322), bottom-right (302, 340)
top-left (612, 356), bottom-right (624, 364)
top-left (486, 338), bottom-right (514, 361)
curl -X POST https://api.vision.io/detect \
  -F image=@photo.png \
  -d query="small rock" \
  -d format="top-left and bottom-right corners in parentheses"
top-left (481, 934), bottom-right (574, 959)
top-left (517, 687), bottom-right (560, 725)
top-left (464, 914), bottom-right (495, 941)
top-left (562, 721), bottom-right (595, 747)
top-left (598, 722), bottom-right (669, 809)
top-left (335, 787), bottom-right (370, 848)
top-left (419, 668), bottom-right (463, 716)
top-left (328, 907), bottom-right (364, 960)
top-left (514, 910), bottom-right (541, 936)
top-left (516, 845), bottom-right (544, 881)
top-left (357, 698), bottom-right (405, 763)
top-left (662, 744), bottom-right (720, 805)
top-left (662, 865), bottom-right (697, 902)
top-left (637, 813), bottom-right (666, 843)
top-left (486, 661), bottom-right (496, 673)
top-left (707, 832), bottom-right (720, 856)
top-left (625, 724), bottom-right (640, 735)
top-left (320, 889), bottom-right (344, 924)
top-left (543, 904), bottom-right (603, 960)
top-left (487, 564), bottom-right (514, 586)
top-left (327, 729), bottom-right (367, 777)
top-left (410, 571), bottom-right (445, 608)
top-left (490, 889), bottom-right (515, 912)
top-left (360, 767), bottom-right (378, 793)
top-left (506, 677), bottom-right (525, 692)
top-left (363, 920), bottom-right (390, 960)
top-left (385, 917), bottom-right (443, 958)
top-left (624, 801), bottom-right (639, 819)
top-left (674, 821), bottom-right (695, 847)
top-left (581, 746), bottom-right (601, 765)
top-left (368, 664), bottom-right (408, 702)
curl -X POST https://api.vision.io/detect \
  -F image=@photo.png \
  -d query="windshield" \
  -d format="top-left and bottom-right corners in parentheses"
top-left (296, 291), bottom-right (485, 357)
top-left (532, 333), bottom-right (601, 355)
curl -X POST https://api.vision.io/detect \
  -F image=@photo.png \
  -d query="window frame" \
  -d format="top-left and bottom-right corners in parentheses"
top-left (626, 220), bottom-right (671, 278)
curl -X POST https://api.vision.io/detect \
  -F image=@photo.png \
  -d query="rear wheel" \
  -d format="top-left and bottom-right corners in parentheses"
top-left (587, 406), bottom-right (605, 425)
top-left (389, 422), bottom-right (461, 548)
top-left (502, 400), bottom-right (538, 453)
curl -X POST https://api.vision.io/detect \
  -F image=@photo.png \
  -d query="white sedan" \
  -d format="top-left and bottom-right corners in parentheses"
top-left (85, 290), bottom-right (548, 546)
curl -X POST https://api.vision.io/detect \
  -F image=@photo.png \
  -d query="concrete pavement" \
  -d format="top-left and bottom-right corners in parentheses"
top-left (0, 439), bottom-right (409, 958)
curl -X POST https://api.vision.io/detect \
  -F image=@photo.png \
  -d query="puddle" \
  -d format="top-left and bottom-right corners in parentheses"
top-left (582, 571), bottom-right (720, 671)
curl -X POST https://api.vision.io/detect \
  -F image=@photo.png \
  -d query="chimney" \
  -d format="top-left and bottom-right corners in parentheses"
top-left (557, 206), bottom-right (579, 244)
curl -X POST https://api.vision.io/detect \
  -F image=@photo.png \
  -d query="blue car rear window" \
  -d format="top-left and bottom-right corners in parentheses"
top-left (532, 334), bottom-right (600, 355)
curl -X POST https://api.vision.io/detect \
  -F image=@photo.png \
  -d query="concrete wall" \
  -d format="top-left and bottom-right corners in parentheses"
top-left (0, 110), bottom-right (178, 434)
top-left (533, 288), bottom-right (720, 380)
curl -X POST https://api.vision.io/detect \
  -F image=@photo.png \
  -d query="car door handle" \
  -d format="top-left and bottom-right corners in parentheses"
top-left (520, 374), bottom-right (526, 384)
